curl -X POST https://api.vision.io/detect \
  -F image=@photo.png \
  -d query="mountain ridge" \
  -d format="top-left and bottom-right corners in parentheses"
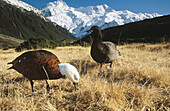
top-left (40, 0), bottom-right (162, 37)
top-left (73, 15), bottom-right (170, 44)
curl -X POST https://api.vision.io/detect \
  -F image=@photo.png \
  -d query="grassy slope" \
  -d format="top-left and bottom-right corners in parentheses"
top-left (0, 34), bottom-right (25, 48)
top-left (0, 44), bottom-right (170, 110)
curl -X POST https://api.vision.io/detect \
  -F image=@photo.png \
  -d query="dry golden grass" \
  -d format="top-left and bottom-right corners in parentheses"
top-left (0, 43), bottom-right (170, 111)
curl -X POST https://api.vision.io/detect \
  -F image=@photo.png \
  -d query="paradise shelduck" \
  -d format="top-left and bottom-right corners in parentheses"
top-left (87, 26), bottom-right (120, 74)
top-left (8, 50), bottom-right (80, 92)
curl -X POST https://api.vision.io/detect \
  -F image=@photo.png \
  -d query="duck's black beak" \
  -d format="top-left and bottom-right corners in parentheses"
top-left (7, 62), bottom-right (13, 70)
top-left (73, 83), bottom-right (79, 90)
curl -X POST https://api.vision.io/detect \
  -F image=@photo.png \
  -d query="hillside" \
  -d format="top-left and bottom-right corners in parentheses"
top-left (0, 34), bottom-right (24, 49)
top-left (0, 0), bottom-right (77, 48)
top-left (73, 15), bottom-right (170, 44)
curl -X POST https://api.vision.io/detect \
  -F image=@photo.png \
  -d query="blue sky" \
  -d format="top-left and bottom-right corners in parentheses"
top-left (21, 0), bottom-right (170, 15)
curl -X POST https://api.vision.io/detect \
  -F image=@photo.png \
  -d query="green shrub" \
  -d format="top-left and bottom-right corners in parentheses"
top-left (15, 37), bottom-right (60, 52)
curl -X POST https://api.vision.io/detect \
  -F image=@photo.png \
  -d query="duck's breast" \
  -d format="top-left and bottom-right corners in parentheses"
top-left (91, 42), bottom-right (108, 63)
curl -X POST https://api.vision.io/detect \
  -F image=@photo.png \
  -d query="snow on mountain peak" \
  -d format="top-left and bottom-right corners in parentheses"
top-left (42, 0), bottom-right (68, 9)
top-left (40, 0), bottom-right (162, 37)
top-left (3, 0), bottom-right (46, 19)
top-left (54, 0), bottom-right (68, 7)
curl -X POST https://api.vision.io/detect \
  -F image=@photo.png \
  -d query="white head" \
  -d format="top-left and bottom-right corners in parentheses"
top-left (58, 63), bottom-right (80, 89)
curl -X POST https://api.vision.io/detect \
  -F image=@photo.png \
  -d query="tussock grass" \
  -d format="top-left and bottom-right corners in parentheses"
top-left (0, 43), bottom-right (170, 110)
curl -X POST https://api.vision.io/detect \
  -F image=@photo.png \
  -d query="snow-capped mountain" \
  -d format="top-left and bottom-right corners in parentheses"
top-left (40, 0), bottom-right (162, 37)
top-left (3, 0), bottom-right (46, 20)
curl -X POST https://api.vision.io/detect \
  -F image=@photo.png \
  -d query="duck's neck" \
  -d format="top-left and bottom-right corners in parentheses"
top-left (92, 30), bottom-right (103, 43)
top-left (93, 37), bottom-right (101, 43)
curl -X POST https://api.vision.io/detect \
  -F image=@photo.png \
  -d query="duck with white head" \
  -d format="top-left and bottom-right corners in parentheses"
top-left (58, 63), bottom-right (80, 89)
top-left (7, 50), bottom-right (80, 92)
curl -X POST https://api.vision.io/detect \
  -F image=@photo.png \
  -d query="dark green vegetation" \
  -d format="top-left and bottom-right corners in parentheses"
top-left (0, 1), bottom-right (77, 49)
top-left (74, 15), bottom-right (170, 45)
top-left (15, 37), bottom-right (57, 51)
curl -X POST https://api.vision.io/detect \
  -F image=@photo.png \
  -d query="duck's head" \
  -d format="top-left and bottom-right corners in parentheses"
top-left (87, 26), bottom-right (101, 33)
top-left (87, 26), bottom-right (102, 40)
top-left (58, 63), bottom-right (80, 90)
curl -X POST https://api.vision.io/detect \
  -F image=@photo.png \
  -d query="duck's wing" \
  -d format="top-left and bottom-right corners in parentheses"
top-left (103, 41), bottom-right (117, 51)
top-left (103, 41), bottom-right (120, 61)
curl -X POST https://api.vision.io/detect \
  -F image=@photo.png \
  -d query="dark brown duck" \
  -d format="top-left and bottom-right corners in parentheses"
top-left (87, 26), bottom-right (120, 74)
top-left (8, 50), bottom-right (80, 92)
